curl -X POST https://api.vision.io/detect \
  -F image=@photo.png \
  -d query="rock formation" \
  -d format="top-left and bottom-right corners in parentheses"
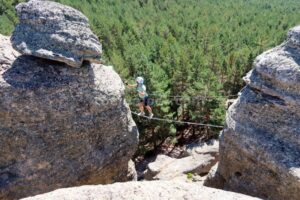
top-left (0, 36), bottom-right (20, 67)
top-left (11, 0), bottom-right (102, 67)
top-left (144, 140), bottom-right (218, 181)
top-left (210, 26), bottom-right (300, 200)
top-left (21, 180), bottom-right (262, 200)
top-left (204, 163), bottom-right (225, 188)
top-left (183, 139), bottom-right (219, 158)
top-left (0, 1), bottom-right (138, 199)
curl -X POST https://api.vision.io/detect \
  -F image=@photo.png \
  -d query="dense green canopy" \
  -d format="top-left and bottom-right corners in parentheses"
top-left (1, 0), bottom-right (300, 154)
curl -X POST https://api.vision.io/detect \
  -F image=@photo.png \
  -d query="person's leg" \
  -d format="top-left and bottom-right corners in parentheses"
top-left (138, 99), bottom-right (145, 116)
top-left (146, 105), bottom-right (153, 118)
top-left (139, 102), bottom-right (145, 112)
top-left (144, 97), bottom-right (153, 118)
top-left (145, 105), bottom-right (152, 113)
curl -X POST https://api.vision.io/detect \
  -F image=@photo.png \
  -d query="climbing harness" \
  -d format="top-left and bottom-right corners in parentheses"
top-left (131, 111), bottom-right (224, 128)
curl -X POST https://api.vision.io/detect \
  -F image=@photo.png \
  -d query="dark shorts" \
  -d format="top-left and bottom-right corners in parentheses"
top-left (140, 96), bottom-right (149, 106)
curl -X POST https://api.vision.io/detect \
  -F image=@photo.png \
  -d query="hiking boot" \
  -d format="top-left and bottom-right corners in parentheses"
top-left (149, 113), bottom-right (154, 119)
top-left (138, 112), bottom-right (145, 116)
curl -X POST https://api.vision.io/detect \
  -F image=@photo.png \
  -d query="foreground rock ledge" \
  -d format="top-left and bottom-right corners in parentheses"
top-left (21, 181), bottom-right (261, 200)
top-left (211, 26), bottom-right (300, 200)
top-left (0, 35), bottom-right (138, 200)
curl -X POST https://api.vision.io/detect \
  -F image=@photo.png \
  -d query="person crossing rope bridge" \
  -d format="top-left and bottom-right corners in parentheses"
top-left (125, 76), bottom-right (154, 119)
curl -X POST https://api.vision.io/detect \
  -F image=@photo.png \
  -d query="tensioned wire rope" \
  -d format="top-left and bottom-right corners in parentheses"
top-left (128, 86), bottom-right (245, 129)
top-left (131, 111), bottom-right (225, 128)
top-left (146, 91), bottom-right (241, 99)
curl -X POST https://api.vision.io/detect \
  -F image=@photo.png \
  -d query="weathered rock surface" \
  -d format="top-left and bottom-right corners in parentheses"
top-left (21, 180), bottom-right (262, 200)
top-left (0, 35), bottom-right (20, 67)
top-left (0, 34), bottom-right (138, 200)
top-left (144, 151), bottom-right (218, 181)
top-left (183, 139), bottom-right (219, 158)
top-left (204, 163), bottom-right (225, 189)
top-left (212, 26), bottom-right (300, 200)
top-left (11, 0), bottom-right (102, 67)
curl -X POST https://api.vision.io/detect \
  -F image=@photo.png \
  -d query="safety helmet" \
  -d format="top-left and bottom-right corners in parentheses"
top-left (136, 76), bottom-right (144, 84)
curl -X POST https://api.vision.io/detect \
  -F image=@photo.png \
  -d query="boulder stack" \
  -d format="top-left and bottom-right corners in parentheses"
top-left (11, 0), bottom-right (102, 67)
top-left (0, 1), bottom-right (138, 200)
top-left (210, 26), bottom-right (300, 200)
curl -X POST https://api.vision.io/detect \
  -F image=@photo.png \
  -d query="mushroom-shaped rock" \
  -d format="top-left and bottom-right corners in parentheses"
top-left (11, 0), bottom-right (102, 67)
top-left (0, 34), bottom-right (138, 200)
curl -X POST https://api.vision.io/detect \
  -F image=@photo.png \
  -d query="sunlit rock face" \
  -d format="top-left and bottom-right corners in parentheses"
top-left (214, 26), bottom-right (300, 200)
top-left (0, 29), bottom-right (137, 200)
top-left (21, 181), bottom-right (262, 200)
top-left (11, 0), bottom-right (102, 67)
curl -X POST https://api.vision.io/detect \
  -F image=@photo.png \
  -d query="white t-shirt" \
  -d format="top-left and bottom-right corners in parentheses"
top-left (136, 84), bottom-right (148, 98)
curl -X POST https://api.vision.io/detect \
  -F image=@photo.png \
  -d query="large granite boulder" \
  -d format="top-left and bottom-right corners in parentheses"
top-left (212, 26), bottom-right (300, 200)
top-left (0, 36), bottom-right (20, 67)
top-left (182, 139), bottom-right (219, 158)
top-left (204, 163), bottom-right (225, 189)
top-left (11, 0), bottom-right (102, 67)
top-left (21, 180), bottom-right (262, 200)
top-left (144, 141), bottom-right (218, 181)
top-left (144, 154), bottom-right (216, 181)
top-left (0, 34), bottom-right (138, 200)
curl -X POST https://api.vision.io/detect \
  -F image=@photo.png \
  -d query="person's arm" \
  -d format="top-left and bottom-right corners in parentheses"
top-left (128, 84), bottom-right (137, 88)
top-left (138, 91), bottom-right (145, 97)
top-left (125, 81), bottom-right (137, 89)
